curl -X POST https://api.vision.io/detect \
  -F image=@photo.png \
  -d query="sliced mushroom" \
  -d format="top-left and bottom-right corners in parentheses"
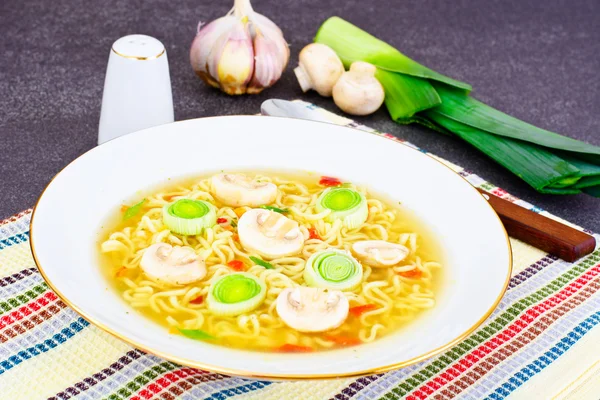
top-left (211, 173), bottom-right (277, 207)
top-left (238, 209), bottom-right (304, 259)
top-left (140, 243), bottom-right (206, 285)
top-left (276, 287), bottom-right (349, 332)
top-left (351, 240), bottom-right (409, 267)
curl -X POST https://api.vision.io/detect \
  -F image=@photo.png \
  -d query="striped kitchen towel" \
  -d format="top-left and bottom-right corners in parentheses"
top-left (1, 102), bottom-right (599, 400)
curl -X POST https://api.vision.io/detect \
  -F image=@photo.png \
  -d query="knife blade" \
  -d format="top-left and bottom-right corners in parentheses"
top-left (259, 99), bottom-right (596, 261)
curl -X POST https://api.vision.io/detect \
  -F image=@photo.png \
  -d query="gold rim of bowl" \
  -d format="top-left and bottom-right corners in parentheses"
top-left (29, 115), bottom-right (513, 380)
top-left (111, 47), bottom-right (166, 60)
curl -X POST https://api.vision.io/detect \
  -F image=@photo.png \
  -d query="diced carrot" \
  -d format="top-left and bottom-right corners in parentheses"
top-left (227, 260), bottom-right (245, 271)
top-left (164, 195), bottom-right (176, 201)
top-left (217, 217), bottom-right (227, 224)
top-left (115, 266), bottom-right (128, 277)
top-left (276, 344), bottom-right (313, 353)
top-left (319, 176), bottom-right (342, 187)
top-left (324, 335), bottom-right (362, 346)
top-left (120, 205), bottom-right (128, 213)
top-left (349, 304), bottom-right (378, 317)
top-left (234, 207), bottom-right (246, 218)
top-left (189, 295), bottom-right (204, 305)
top-left (232, 234), bottom-right (240, 242)
top-left (308, 227), bottom-right (321, 240)
top-left (398, 268), bottom-right (423, 279)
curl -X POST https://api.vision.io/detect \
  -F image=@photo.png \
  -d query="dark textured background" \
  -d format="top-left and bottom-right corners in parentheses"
top-left (1, 0), bottom-right (599, 229)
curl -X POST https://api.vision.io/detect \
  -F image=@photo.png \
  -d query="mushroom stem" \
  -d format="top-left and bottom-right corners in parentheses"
top-left (294, 65), bottom-right (312, 93)
top-left (288, 288), bottom-right (302, 308)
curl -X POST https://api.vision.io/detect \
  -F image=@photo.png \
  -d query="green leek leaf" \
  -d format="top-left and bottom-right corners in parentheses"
top-left (426, 111), bottom-right (581, 193)
top-left (574, 176), bottom-right (600, 189)
top-left (431, 83), bottom-right (600, 163)
top-left (583, 186), bottom-right (600, 197)
top-left (123, 199), bottom-right (146, 221)
top-left (260, 205), bottom-right (289, 214)
top-left (314, 17), bottom-right (471, 92)
top-left (178, 328), bottom-right (217, 341)
top-left (314, 18), bottom-right (600, 196)
top-left (249, 256), bottom-right (274, 269)
top-left (559, 155), bottom-right (600, 178)
top-left (564, 158), bottom-right (600, 189)
top-left (376, 69), bottom-right (441, 121)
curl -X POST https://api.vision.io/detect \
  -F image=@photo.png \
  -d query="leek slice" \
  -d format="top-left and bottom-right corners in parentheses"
top-left (162, 199), bottom-right (217, 235)
top-left (207, 272), bottom-right (266, 317)
top-left (304, 249), bottom-right (363, 291)
top-left (316, 188), bottom-right (368, 229)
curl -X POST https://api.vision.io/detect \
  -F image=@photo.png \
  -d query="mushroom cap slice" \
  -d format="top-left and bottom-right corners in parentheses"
top-left (351, 240), bottom-right (409, 267)
top-left (140, 243), bottom-right (206, 285)
top-left (276, 287), bottom-right (349, 332)
top-left (211, 173), bottom-right (277, 207)
top-left (238, 208), bottom-right (304, 259)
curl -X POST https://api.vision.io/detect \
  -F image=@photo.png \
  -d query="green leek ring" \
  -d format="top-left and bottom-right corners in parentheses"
top-left (207, 272), bottom-right (266, 317)
top-left (315, 188), bottom-right (368, 229)
top-left (162, 199), bottom-right (216, 235)
top-left (304, 249), bottom-right (363, 291)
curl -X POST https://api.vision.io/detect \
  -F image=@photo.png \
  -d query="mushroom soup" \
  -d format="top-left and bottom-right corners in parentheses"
top-left (99, 171), bottom-right (443, 352)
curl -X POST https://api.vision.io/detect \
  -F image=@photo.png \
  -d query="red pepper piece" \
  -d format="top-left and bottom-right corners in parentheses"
top-left (227, 260), bottom-right (245, 271)
top-left (308, 227), bottom-right (321, 240)
top-left (319, 176), bottom-right (342, 187)
top-left (398, 268), bottom-right (423, 278)
top-left (324, 335), bottom-right (362, 346)
top-left (276, 343), bottom-right (313, 353)
top-left (349, 304), bottom-right (378, 317)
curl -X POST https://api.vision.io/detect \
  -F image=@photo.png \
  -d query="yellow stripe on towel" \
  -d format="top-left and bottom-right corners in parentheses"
top-left (0, 327), bottom-right (131, 400)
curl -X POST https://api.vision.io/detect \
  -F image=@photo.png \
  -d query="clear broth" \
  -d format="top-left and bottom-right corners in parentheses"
top-left (99, 170), bottom-right (444, 352)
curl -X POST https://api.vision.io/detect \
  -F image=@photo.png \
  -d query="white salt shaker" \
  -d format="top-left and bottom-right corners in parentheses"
top-left (98, 35), bottom-right (174, 145)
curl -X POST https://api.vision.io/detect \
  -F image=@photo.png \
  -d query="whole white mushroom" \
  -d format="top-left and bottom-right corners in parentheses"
top-left (332, 61), bottom-right (385, 116)
top-left (294, 43), bottom-right (344, 97)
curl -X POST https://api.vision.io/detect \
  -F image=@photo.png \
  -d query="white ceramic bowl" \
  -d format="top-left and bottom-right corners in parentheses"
top-left (30, 116), bottom-right (511, 380)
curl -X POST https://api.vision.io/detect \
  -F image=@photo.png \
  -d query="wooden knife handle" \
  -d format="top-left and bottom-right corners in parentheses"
top-left (477, 188), bottom-right (596, 262)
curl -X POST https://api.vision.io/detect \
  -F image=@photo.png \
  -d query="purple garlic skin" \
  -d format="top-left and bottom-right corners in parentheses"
top-left (190, 0), bottom-right (289, 95)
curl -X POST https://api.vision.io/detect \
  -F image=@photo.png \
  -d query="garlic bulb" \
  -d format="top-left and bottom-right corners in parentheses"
top-left (190, 0), bottom-right (289, 95)
top-left (333, 61), bottom-right (385, 115)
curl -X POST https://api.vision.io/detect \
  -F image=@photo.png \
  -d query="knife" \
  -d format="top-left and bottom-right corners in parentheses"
top-left (260, 99), bottom-right (596, 262)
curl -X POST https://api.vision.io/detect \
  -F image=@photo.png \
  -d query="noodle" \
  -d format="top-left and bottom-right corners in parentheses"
top-left (100, 171), bottom-right (443, 351)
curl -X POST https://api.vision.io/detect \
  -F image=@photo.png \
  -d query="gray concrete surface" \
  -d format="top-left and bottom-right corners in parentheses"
top-left (1, 0), bottom-right (599, 229)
